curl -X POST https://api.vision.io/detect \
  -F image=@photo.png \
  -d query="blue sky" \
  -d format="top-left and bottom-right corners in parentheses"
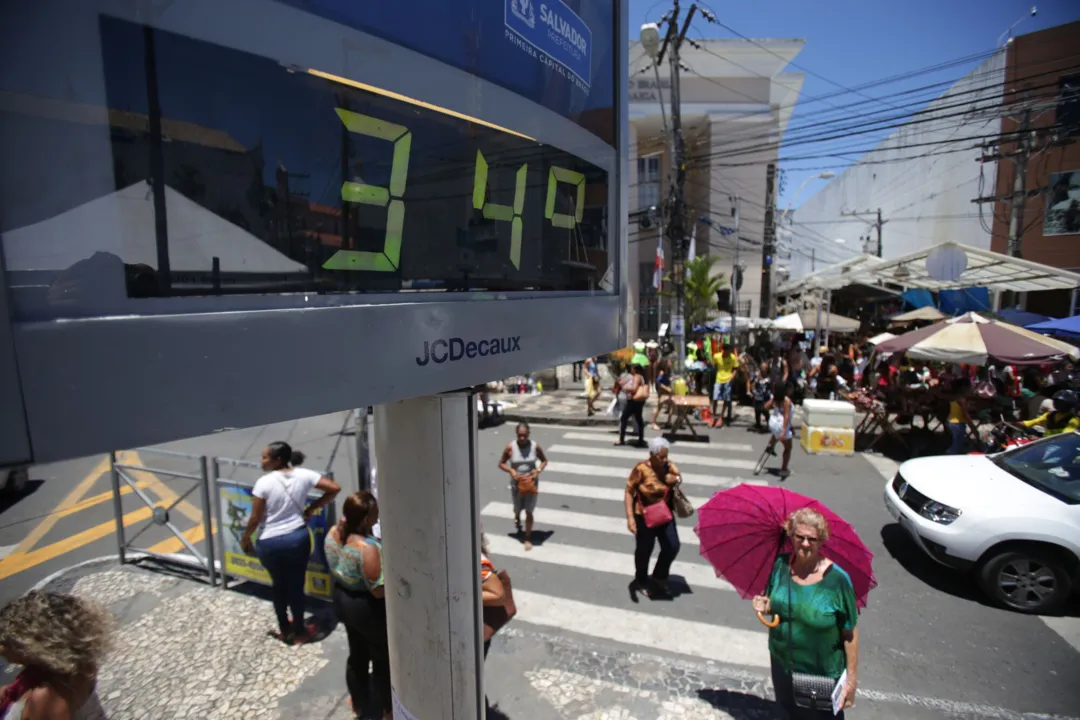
top-left (627, 0), bottom-right (1080, 207)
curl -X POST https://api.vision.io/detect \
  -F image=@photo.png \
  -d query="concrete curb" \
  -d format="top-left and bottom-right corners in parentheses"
top-left (29, 553), bottom-right (146, 592)
top-left (28, 551), bottom-right (213, 594)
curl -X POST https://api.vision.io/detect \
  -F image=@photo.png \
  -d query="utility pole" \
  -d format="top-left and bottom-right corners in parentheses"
top-left (811, 248), bottom-right (816, 272)
top-left (875, 208), bottom-right (884, 258)
top-left (760, 163), bottom-right (777, 318)
top-left (1005, 108), bottom-right (1032, 259)
top-left (970, 106), bottom-right (1064, 307)
top-left (657, 0), bottom-right (697, 373)
top-left (841, 208), bottom-right (886, 257)
top-left (732, 196), bottom-right (742, 327)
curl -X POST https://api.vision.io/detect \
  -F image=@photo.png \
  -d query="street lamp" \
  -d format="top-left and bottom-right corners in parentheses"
top-left (781, 171), bottom-right (835, 225)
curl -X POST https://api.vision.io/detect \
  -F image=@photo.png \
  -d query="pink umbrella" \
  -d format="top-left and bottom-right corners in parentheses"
top-left (694, 485), bottom-right (877, 613)
top-left (875, 311), bottom-right (1078, 365)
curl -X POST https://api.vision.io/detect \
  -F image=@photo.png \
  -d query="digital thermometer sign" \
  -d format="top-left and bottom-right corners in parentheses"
top-left (97, 17), bottom-right (611, 297)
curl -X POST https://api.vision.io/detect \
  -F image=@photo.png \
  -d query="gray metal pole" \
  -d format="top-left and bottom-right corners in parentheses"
top-left (376, 393), bottom-right (483, 719)
top-left (356, 407), bottom-right (372, 493)
top-left (109, 451), bottom-right (127, 565)
top-left (198, 456), bottom-right (217, 587)
top-left (211, 457), bottom-right (228, 590)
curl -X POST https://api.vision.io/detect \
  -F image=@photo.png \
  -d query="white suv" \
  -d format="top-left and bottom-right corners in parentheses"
top-left (883, 432), bottom-right (1080, 613)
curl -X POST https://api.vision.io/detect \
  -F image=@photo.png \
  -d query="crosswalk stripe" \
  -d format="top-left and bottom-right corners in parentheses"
top-left (482, 503), bottom-right (701, 546)
top-left (513, 590), bottom-right (770, 668)
top-left (544, 461), bottom-right (763, 489)
top-left (548, 444), bottom-right (757, 471)
top-left (561, 432), bottom-right (755, 454)
top-left (485, 535), bottom-right (734, 592)
top-left (540, 480), bottom-right (713, 507)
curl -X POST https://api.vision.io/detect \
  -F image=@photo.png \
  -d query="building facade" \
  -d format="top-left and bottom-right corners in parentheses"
top-left (627, 39), bottom-right (805, 339)
top-left (783, 51), bottom-right (1007, 284)
top-left (989, 21), bottom-right (1080, 316)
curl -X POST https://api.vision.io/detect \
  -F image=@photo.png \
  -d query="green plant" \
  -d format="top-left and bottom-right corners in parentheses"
top-left (660, 255), bottom-right (728, 331)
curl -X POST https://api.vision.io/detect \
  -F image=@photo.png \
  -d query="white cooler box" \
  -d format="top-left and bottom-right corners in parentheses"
top-left (801, 399), bottom-right (856, 430)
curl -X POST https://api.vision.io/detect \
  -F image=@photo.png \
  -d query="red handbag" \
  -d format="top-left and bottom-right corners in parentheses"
top-left (642, 489), bottom-right (673, 528)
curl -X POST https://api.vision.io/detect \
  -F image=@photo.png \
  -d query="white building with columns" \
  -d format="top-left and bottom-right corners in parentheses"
top-left (627, 38), bottom-right (806, 339)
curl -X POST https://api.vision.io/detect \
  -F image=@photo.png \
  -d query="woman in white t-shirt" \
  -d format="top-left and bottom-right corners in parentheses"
top-left (241, 441), bottom-right (340, 645)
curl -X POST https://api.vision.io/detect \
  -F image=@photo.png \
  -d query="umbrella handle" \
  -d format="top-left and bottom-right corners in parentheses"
top-left (757, 612), bottom-right (781, 628)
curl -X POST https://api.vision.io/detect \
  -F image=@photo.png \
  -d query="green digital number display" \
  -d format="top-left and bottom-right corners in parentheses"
top-left (100, 17), bottom-right (610, 296)
top-left (324, 110), bottom-right (590, 275)
top-left (325, 109), bottom-right (412, 272)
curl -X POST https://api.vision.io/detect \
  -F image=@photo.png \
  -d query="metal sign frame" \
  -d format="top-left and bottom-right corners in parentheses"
top-left (0, 0), bottom-right (628, 466)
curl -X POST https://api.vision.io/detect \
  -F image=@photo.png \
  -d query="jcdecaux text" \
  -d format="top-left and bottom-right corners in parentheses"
top-left (415, 336), bottom-right (522, 366)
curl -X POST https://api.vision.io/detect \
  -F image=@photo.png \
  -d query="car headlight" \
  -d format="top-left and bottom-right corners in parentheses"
top-left (919, 501), bottom-right (962, 525)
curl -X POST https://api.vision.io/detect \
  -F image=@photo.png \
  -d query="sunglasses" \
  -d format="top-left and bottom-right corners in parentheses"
top-left (794, 533), bottom-right (822, 545)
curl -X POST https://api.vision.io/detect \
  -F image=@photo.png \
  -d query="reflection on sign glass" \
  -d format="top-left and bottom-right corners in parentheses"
top-left (94, 17), bottom-right (609, 298)
top-left (274, 0), bottom-right (616, 145)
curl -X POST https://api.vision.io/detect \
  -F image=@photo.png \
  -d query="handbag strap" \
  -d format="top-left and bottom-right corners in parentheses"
top-left (272, 472), bottom-right (309, 518)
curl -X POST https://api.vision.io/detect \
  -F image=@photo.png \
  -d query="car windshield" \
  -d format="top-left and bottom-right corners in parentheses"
top-left (993, 432), bottom-right (1080, 504)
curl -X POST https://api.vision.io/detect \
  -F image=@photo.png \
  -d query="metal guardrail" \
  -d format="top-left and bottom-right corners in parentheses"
top-left (109, 448), bottom-right (217, 586)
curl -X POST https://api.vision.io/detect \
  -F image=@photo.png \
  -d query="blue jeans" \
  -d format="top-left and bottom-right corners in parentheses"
top-left (713, 381), bottom-right (733, 402)
top-left (257, 526), bottom-right (311, 636)
top-left (947, 422), bottom-right (967, 455)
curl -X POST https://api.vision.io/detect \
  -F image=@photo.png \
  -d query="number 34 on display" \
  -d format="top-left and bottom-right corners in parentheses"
top-left (322, 108), bottom-right (586, 273)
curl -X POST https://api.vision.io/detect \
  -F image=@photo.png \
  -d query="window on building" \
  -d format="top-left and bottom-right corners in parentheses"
top-left (637, 260), bottom-right (660, 333)
top-left (1060, 74), bottom-right (1080, 137)
top-left (637, 155), bottom-right (661, 211)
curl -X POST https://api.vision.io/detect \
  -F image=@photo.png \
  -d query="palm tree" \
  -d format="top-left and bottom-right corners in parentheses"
top-left (660, 255), bottom-right (728, 331)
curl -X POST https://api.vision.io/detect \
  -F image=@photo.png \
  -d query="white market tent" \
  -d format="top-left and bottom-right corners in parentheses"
top-left (3, 181), bottom-right (309, 275)
top-left (778, 254), bottom-right (886, 296)
top-left (771, 309), bottom-right (860, 334)
top-left (889, 306), bottom-right (947, 324)
top-left (779, 242), bottom-right (1080, 295)
top-left (869, 331), bottom-right (897, 345)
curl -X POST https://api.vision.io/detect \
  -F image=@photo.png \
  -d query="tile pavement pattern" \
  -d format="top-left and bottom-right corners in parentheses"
top-left (27, 562), bottom-right (785, 719)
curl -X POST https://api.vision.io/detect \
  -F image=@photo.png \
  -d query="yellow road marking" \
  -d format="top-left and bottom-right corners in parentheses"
top-left (147, 523), bottom-right (212, 555)
top-left (57, 480), bottom-right (153, 518)
top-left (126, 451), bottom-right (205, 524)
top-left (0, 507), bottom-right (154, 581)
top-left (0, 455), bottom-right (111, 572)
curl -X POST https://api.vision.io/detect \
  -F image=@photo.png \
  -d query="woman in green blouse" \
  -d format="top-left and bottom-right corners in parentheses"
top-left (752, 508), bottom-right (860, 719)
top-left (325, 491), bottom-right (390, 720)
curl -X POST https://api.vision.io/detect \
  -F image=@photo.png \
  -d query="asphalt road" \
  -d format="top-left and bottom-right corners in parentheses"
top-left (477, 421), bottom-right (1080, 718)
top-left (2, 411), bottom-right (1078, 717)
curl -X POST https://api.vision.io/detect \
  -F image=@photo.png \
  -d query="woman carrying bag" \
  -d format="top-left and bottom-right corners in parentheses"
top-left (624, 437), bottom-right (693, 598)
top-left (617, 363), bottom-right (650, 447)
top-left (480, 532), bottom-right (516, 660)
top-left (751, 508), bottom-right (860, 718)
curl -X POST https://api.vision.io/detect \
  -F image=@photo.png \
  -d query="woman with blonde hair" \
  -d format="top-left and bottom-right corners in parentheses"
top-left (0, 591), bottom-right (113, 719)
top-left (752, 508), bottom-right (860, 719)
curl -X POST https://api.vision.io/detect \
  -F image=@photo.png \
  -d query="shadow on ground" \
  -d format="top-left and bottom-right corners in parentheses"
top-left (696, 688), bottom-right (783, 718)
top-left (207, 571), bottom-right (340, 641)
top-left (0, 479), bottom-right (45, 517)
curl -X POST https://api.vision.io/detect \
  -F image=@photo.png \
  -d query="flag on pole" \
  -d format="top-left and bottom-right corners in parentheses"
top-left (686, 223), bottom-right (697, 278)
top-left (652, 234), bottom-right (665, 291)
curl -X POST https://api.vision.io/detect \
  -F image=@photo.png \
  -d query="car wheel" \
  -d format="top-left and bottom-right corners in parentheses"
top-left (978, 549), bottom-right (1074, 614)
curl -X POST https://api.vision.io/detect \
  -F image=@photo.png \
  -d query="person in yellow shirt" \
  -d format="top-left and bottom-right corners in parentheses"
top-left (1021, 389), bottom-right (1080, 437)
top-left (711, 342), bottom-right (740, 428)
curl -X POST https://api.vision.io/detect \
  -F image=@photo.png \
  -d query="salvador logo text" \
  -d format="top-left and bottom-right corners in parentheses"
top-left (416, 336), bottom-right (522, 366)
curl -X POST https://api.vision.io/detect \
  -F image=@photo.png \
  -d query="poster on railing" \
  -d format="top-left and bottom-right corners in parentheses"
top-left (217, 482), bottom-right (333, 598)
